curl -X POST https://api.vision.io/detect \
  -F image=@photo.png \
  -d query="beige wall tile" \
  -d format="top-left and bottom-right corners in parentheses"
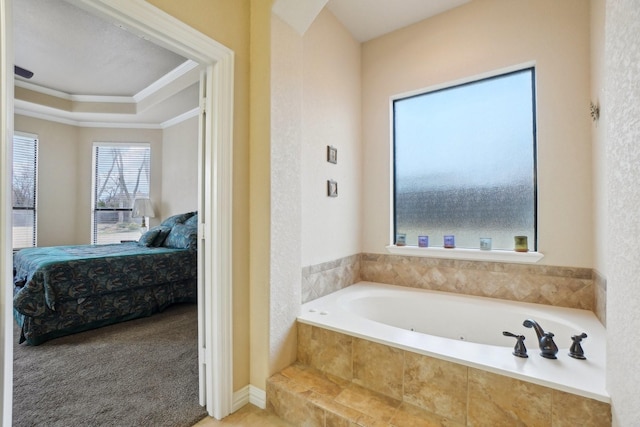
top-left (467, 368), bottom-right (552, 427)
top-left (334, 383), bottom-right (401, 423)
top-left (593, 269), bottom-right (607, 326)
top-left (297, 322), bottom-right (313, 365)
top-left (325, 411), bottom-right (351, 427)
top-left (266, 376), bottom-right (325, 427)
top-left (297, 323), bottom-right (353, 380)
top-left (302, 254), bottom-right (361, 303)
top-left (353, 338), bottom-right (404, 400)
top-left (360, 254), bottom-right (596, 310)
top-left (390, 402), bottom-right (465, 427)
top-left (318, 327), bottom-right (353, 380)
top-left (281, 363), bottom-right (349, 399)
top-left (551, 390), bottom-right (611, 426)
top-left (403, 352), bottom-right (468, 424)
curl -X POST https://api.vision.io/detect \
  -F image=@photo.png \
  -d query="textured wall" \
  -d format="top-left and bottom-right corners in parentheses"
top-left (270, 14), bottom-right (303, 376)
top-left (604, 1), bottom-right (640, 425)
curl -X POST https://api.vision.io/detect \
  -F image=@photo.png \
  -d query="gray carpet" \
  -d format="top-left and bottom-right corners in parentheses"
top-left (13, 303), bottom-right (208, 427)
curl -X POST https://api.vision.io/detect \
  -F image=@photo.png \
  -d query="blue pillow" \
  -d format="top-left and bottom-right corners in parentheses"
top-left (184, 214), bottom-right (198, 227)
top-left (138, 225), bottom-right (171, 247)
top-left (152, 226), bottom-right (172, 247)
top-left (160, 211), bottom-right (196, 227)
top-left (163, 224), bottom-right (198, 250)
top-left (138, 228), bottom-right (161, 247)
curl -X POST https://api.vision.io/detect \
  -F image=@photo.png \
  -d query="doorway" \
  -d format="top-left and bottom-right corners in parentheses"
top-left (0, 0), bottom-right (234, 422)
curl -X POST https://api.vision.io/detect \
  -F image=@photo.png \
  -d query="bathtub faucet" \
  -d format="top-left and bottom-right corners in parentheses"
top-left (523, 319), bottom-right (558, 359)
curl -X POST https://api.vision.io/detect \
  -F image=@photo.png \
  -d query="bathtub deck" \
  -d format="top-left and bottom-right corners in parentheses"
top-left (299, 281), bottom-right (608, 402)
top-left (269, 322), bottom-right (612, 426)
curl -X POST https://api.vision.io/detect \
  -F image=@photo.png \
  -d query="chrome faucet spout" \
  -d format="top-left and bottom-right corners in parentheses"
top-left (523, 318), bottom-right (558, 359)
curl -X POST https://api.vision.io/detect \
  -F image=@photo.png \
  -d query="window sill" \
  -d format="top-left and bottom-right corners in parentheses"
top-left (385, 245), bottom-right (544, 264)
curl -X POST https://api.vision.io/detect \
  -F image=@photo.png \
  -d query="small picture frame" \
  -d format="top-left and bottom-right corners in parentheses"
top-left (327, 145), bottom-right (337, 164)
top-left (327, 180), bottom-right (338, 197)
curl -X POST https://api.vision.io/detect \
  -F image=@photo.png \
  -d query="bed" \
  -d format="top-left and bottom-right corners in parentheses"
top-left (13, 212), bottom-right (199, 345)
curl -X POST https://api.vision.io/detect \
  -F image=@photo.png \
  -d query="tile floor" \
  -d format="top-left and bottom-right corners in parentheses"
top-left (192, 404), bottom-right (292, 427)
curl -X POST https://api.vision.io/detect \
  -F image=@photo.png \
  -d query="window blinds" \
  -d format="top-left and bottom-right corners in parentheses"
top-left (92, 143), bottom-right (151, 244)
top-left (12, 133), bottom-right (38, 249)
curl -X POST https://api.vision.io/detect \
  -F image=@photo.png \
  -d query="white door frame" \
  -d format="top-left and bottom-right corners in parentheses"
top-left (0, 0), bottom-right (235, 422)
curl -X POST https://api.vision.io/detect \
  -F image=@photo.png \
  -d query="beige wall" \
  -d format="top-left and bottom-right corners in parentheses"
top-left (361, 0), bottom-right (593, 268)
top-left (75, 127), bottom-right (163, 243)
top-left (14, 115), bottom-right (79, 247)
top-left (249, 0), bottom-right (273, 390)
top-left (161, 117), bottom-right (199, 218)
top-left (591, 0), bottom-right (607, 276)
top-left (15, 115), bottom-right (198, 246)
top-left (604, 1), bottom-right (640, 424)
top-left (146, 0), bottom-right (252, 391)
top-left (301, 8), bottom-right (362, 267)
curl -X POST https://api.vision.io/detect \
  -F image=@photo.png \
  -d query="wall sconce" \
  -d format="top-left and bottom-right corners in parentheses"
top-left (132, 198), bottom-right (156, 232)
top-left (590, 101), bottom-right (600, 124)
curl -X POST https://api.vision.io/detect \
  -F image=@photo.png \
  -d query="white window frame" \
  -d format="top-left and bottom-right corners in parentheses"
top-left (388, 63), bottom-right (543, 264)
top-left (91, 142), bottom-right (151, 245)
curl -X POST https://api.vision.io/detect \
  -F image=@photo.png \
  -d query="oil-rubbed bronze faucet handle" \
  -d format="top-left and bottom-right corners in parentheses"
top-left (503, 331), bottom-right (528, 358)
top-left (569, 332), bottom-right (588, 360)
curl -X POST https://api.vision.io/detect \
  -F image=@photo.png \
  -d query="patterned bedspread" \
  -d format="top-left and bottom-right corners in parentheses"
top-left (13, 242), bottom-right (197, 320)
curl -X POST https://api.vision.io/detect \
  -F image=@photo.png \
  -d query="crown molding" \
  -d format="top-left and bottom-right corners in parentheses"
top-left (14, 105), bottom-right (162, 129)
top-left (134, 59), bottom-right (199, 102)
top-left (14, 59), bottom-right (199, 126)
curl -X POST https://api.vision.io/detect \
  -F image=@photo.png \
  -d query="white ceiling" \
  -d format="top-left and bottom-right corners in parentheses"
top-left (13, 0), bottom-right (470, 128)
top-left (13, 0), bottom-right (201, 128)
top-left (327, 0), bottom-right (471, 42)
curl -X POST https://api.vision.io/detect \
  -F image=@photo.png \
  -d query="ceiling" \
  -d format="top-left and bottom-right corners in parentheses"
top-left (13, 0), bottom-right (201, 129)
top-left (13, 0), bottom-right (470, 128)
top-left (327, 0), bottom-right (470, 42)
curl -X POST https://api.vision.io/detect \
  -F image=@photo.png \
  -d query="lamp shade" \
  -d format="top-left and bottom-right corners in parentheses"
top-left (131, 198), bottom-right (155, 218)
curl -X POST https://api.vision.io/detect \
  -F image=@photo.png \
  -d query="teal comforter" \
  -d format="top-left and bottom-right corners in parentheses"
top-left (13, 242), bottom-right (197, 345)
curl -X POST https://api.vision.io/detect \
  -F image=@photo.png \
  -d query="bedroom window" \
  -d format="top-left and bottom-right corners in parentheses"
top-left (12, 132), bottom-right (39, 249)
top-left (92, 143), bottom-right (151, 244)
top-left (393, 67), bottom-right (537, 250)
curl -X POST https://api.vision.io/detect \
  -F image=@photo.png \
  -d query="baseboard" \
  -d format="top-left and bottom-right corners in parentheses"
top-left (232, 385), bottom-right (266, 411)
top-left (250, 385), bottom-right (267, 409)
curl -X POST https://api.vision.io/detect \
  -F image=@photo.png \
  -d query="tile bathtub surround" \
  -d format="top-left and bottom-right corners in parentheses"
top-left (360, 253), bottom-right (595, 310)
top-left (285, 322), bottom-right (612, 426)
top-left (302, 254), bottom-right (360, 303)
top-left (593, 269), bottom-right (607, 326)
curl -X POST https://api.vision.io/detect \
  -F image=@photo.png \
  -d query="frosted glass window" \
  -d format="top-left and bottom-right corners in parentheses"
top-left (393, 68), bottom-right (537, 250)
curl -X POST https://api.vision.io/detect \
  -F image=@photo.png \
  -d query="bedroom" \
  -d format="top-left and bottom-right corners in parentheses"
top-left (13, 0), bottom-right (201, 248)
top-left (10, 0), bottom-right (205, 424)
